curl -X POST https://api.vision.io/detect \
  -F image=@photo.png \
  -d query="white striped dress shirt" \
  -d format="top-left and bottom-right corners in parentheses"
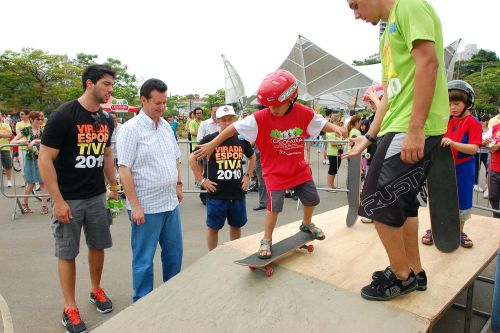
top-left (116, 111), bottom-right (180, 214)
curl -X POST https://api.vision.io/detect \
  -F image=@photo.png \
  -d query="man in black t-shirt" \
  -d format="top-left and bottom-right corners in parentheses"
top-left (39, 64), bottom-right (120, 333)
top-left (189, 105), bottom-right (256, 251)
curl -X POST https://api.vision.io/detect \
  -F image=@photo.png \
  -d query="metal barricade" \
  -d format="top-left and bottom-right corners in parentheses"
top-left (0, 143), bottom-right (50, 220)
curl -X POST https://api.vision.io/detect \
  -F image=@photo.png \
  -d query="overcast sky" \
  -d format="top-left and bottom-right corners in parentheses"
top-left (2, 0), bottom-right (498, 97)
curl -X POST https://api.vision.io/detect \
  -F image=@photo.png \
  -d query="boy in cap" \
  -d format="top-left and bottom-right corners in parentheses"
top-left (190, 105), bottom-right (256, 250)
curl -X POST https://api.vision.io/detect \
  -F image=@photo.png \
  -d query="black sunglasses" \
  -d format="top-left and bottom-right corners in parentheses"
top-left (90, 112), bottom-right (103, 130)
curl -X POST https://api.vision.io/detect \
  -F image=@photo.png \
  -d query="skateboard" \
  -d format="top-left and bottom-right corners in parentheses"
top-left (426, 146), bottom-right (460, 252)
top-left (346, 155), bottom-right (362, 227)
top-left (235, 231), bottom-right (316, 277)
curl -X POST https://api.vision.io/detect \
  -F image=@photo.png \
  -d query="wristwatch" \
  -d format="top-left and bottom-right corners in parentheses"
top-left (364, 133), bottom-right (377, 144)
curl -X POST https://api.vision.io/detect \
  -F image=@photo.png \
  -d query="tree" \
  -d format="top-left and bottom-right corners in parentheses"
top-left (465, 66), bottom-right (500, 112)
top-left (0, 48), bottom-right (81, 112)
top-left (204, 88), bottom-right (225, 110)
top-left (104, 58), bottom-right (139, 104)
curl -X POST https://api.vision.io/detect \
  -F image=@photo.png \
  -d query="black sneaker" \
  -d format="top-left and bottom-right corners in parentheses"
top-left (89, 288), bottom-right (113, 313)
top-left (361, 267), bottom-right (417, 301)
top-left (62, 307), bottom-right (87, 333)
top-left (372, 267), bottom-right (427, 291)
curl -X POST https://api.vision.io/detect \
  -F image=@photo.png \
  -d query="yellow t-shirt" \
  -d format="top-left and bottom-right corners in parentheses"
top-left (0, 123), bottom-right (12, 151)
top-left (16, 120), bottom-right (30, 150)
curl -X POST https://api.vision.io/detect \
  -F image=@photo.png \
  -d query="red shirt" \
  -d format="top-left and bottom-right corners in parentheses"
top-left (444, 115), bottom-right (482, 165)
top-left (491, 124), bottom-right (500, 172)
top-left (253, 104), bottom-right (315, 190)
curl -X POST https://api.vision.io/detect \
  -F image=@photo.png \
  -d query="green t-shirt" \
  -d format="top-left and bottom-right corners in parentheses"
top-left (189, 120), bottom-right (201, 150)
top-left (325, 132), bottom-right (341, 156)
top-left (0, 123), bottom-right (12, 151)
top-left (379, 0), bottom-right (449, 137)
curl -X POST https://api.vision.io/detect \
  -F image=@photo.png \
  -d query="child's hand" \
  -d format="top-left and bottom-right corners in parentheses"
top-left (441, 138), bottom-right (454, 147)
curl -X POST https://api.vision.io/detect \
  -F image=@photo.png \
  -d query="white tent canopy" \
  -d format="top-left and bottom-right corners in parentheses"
top-left (224, 35), bottom-right (461, 109)
top-left (279, 35), bottom-right (377, 104)
top-left (222, 54), bottom-right (246, 108)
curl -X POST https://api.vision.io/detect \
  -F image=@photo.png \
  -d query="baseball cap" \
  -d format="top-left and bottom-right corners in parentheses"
top-left (216, 105), bottom-right (236, 119)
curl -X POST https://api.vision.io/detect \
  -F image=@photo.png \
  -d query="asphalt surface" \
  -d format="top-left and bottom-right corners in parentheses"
top-left (0, 144), bottom-right (496, 333)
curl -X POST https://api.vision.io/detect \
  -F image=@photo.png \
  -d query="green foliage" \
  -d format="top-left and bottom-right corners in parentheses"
top-left (204, 89), bottom-right (225, 109)
top-left (452, 49), bottom-right (500, 113)
top-left (0, 49), bottom-right (140, 114)
top-left (0, 48), bottom-right (81, 112)
top-left (352, 57), bottom-right (381, 66)
top-left (465, 66), bottom-right (500, 112)
top-left (104, 58), bottom-right (138, 103)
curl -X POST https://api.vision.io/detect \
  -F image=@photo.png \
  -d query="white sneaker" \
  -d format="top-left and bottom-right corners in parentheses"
top-left (361, 217), bottom-right (373, 223)
top-left (7, 180), bottom-right (13, 188)
top-left (473, 185), bottom-right (484, 192)
top-left (483, 189), bottom-right (489, 199)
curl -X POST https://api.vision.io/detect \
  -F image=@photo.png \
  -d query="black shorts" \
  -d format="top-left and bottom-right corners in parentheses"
top-left (359, 133), bottom-right (441, 227)
top-left (0, 151), bottom-right (12, 169)
top-left (328, 155), bottom-right (341, 175)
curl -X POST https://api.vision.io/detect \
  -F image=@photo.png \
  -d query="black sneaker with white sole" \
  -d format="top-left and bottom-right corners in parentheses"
top-left (361, 267), bottom-right (417, 301)
top-left (89, 288), bottom-right (113, 313)
top-left (372, 267), bottom-right (427, 291)
top-left (62, 307), bottom-right (87, 333)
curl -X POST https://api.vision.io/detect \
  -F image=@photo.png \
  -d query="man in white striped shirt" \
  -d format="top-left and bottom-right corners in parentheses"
top-left (117, 79), bottom-right (183, 302)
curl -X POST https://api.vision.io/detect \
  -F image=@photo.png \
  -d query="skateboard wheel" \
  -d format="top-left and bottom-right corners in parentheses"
top-left (307, 244), bottom-right (314, 252)
top-left (265, 267), bottom-right (274, 277)
top-left (249, 266), bottom-right (256, 271)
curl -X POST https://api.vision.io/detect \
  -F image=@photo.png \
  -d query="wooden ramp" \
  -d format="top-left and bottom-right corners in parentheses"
top-left (94, 206), bottom-right (499, 333)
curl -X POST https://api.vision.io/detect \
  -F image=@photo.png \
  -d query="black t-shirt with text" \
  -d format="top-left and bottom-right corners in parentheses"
top-left (41, 100), bottom-right (113, 200)
top-left (198, 133), bottom-right (254, 200)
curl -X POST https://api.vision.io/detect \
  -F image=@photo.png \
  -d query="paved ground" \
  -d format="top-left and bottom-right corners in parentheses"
top-left (0, 145), bottom-right (496, 332)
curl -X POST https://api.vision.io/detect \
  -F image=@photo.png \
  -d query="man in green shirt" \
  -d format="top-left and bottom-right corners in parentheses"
top-left (189, 107), bottom-right (203, 151)
top-left (345, 0), bottom-right (449, 300)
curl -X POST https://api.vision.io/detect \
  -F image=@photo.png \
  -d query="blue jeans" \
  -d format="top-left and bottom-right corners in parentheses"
top-left (492, 249), bottom-right (500, 333)
top-left (129, 206), bottom-right (183, 302)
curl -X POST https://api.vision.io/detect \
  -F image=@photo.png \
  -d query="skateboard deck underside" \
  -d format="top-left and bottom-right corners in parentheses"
top-left (346, 155), bottom-right (362, 227)
top-left (427, 146), bottom-right (460, 252)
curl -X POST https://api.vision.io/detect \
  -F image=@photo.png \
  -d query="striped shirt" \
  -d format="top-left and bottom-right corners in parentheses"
top-left (116, 111), bottom-right (180, 213)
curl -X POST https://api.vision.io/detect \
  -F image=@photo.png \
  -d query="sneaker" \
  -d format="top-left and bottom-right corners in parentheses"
top-left (473, 184), bottom-right (484, 192)
top-left (361, 267), bottom-right (417, 301)
top-left (483, 189), bottom-right (489, 199)
top-left (322, 159), bottom-right (327, 164)
top-left (62, 307), bottom-right (87, 333)
top-left (372, 267), bottom-right (427, 291)
top-left (361, 217), bottom-right (373, 223)
top-left (89, 288), bottom-right (113, 313)
top-left (7, 180), bottom-right (12, 188)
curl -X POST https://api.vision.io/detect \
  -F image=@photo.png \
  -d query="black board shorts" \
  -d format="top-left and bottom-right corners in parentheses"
top-left (358, 133), bottom-right (442, 227)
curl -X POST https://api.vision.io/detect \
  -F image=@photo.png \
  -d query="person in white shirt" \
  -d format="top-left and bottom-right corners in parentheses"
top-left (117, 78), bottom-right (183, 302)
top-left (197, 105), bottom-right (219, 142)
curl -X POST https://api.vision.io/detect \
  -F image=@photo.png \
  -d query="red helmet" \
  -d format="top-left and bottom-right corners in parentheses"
top-left (257, 69), bottom-right (298, 106)
top-left (362, 84), bottom-right (384, 102)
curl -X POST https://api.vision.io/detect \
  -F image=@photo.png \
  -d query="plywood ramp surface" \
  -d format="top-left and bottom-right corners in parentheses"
top-left (93, 244), bottom-right (429, 333)
top-left (226, 205), bottom-right (500, 322)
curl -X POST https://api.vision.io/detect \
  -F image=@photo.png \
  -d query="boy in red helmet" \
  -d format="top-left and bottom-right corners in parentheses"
top-left (194, 69), bottom-right (344, 258)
